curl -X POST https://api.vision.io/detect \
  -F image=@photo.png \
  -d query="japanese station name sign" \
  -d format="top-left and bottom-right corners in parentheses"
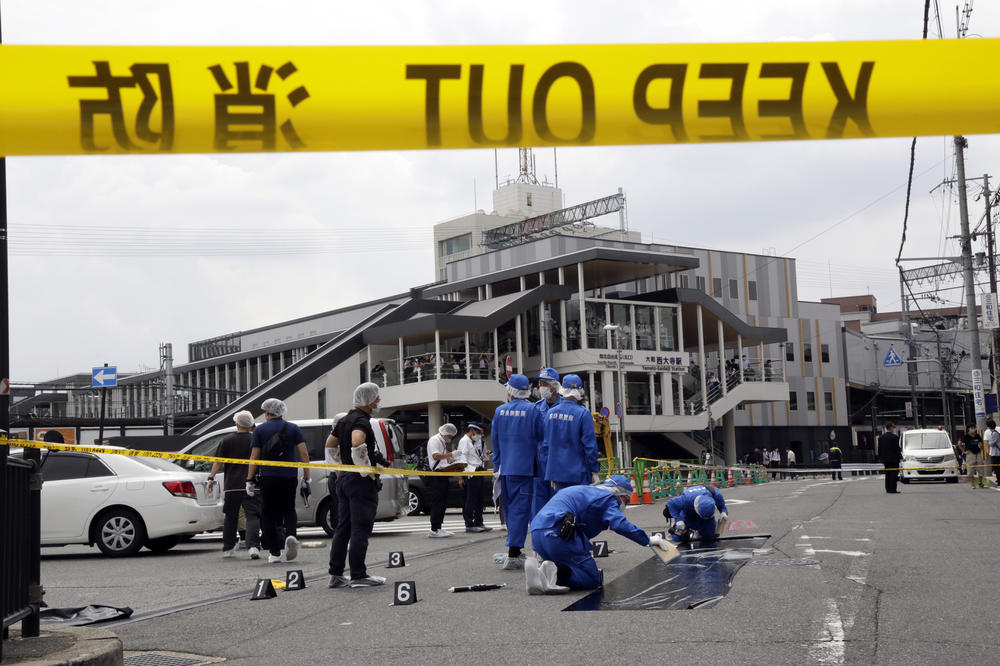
top-left (593, 351), bottom-right (688, 372)
top-left (2, 40), bottom-right (1000, 156)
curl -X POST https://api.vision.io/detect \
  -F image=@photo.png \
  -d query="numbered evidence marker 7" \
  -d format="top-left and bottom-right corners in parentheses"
top-left (251, 578), bottom-right (277, 600)
top-left (285, 570), bottom-right (306, 591)
top-left (393, 581), bottom-right (418, 606)
top-left (592, 540), bottom-right (609, 558)
top-left (387, 551), bottom-right (406, 568)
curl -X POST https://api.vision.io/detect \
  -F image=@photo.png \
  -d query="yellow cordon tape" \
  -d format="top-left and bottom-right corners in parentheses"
top-left (2, 40), bottom-right (1000, 156)
top-left (3, 438), bottom-right (495, 477)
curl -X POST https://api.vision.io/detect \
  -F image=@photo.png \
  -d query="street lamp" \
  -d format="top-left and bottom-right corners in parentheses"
top-left (604, 324), bottom-right (627, 466)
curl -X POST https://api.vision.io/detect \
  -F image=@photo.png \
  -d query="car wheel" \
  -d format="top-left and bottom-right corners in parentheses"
top-left (93, 508), bottom-right (147, 557)
top-left (144, 535), bottom-right (180, 553)
top-left (407, 489), bottom-right (426, 516)
top-left (946, 477), bottom-right (959, 483)
top-left (318, 497), bottom-right (337, 537)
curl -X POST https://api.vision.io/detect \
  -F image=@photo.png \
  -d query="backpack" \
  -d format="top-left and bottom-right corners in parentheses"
top-left (261, 422), bottom-right (290, 461)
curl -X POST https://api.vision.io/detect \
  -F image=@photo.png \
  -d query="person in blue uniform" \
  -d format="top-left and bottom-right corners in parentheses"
top-left (526, 475), bottom-right (666, 593)
top-left (663, 484), bottom-right (728, 541)
top-left (532, 367), bottom-right (561, 516)
top-left (543, 374), bottom-right (599, 490)
top-left (492, 373), bottom-right (544, 570)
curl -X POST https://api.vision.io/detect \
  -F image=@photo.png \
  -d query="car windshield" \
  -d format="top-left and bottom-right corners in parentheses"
top-left (903, 432), bottom-right (951, 450)
top-left (130, 455), bottom-right (189, 472)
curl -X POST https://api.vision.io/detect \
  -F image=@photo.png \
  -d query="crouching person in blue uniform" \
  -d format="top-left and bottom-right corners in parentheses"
top-left (663, 484), bottom-right (728, 541)
top-left (525, 475), bottom-right (667, 594)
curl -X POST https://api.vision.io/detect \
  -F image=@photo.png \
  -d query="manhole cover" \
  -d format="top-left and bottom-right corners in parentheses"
top-left (748, 558), bottom-right (819, 567)
top-left (124, 652), bottom-right (223, 666)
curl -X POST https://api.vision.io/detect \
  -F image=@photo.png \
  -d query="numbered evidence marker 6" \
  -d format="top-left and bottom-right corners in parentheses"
top-left (285, 570), bottom-right (306, 591)
top-left (251, 578), bottom-right (277, 600)
top-left (387, 551), bottom-right (406, 568)
top-left (393, 581), bottom-right (418, 606)
top-left (592, 540), bottom-right (609, 558)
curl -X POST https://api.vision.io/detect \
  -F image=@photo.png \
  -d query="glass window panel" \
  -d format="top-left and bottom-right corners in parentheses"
top-left (565, 299), bottom-right (581, 351)
top-left (635, 306), bottom-right (655, 351)
top-left (586, 301), bottom-right (608, 349)
top-left (626, 372), bottom-right (652, 416)
top-left (657, 307), bottom-right (677, 351)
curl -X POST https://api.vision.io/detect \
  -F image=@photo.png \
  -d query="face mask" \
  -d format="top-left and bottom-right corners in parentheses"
top-left (471, 434), bottom-right (482, 441)
top-left (539, 386), bottom-right (553, 400)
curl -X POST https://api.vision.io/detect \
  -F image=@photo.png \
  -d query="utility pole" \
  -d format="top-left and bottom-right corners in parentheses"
top-left (899, 269), bottom-right (920, 427)
top-left (983, 174), bottom-right (998, 416)
top-left (161, 343), bottom-right (175, 436)
top-left (955, 136), bottom-right (987, 431)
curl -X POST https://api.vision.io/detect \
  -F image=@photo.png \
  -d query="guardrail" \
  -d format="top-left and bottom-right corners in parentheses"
top-left (1, 451), bottom-right (41, 658)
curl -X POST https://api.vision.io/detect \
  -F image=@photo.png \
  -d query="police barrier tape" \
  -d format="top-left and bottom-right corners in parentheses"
top-left (632, 456), bottom-right (994, 474)
top-left (2, 437), bottom-right (495, 477)
top-left (2, 40), bottom-right (1000, 156)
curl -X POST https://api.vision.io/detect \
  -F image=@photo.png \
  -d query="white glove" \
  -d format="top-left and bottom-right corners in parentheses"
top-left (674, 521), bottom-right (686, 533)
top-left (245, 482), bottom-right (255, 497)
top-left (720, 512), bottom-right (728, 520)
top-left (303, 478), bottom-right (311, 488)
top-left (591, 473), bottom-right (601, 484)
top-left (494, 466), bottom-right (501, 479)
top-left (649, 534), bottom-right (665, 548)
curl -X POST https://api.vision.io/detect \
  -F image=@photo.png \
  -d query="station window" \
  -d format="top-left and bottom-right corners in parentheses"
top-left (439, 233), bottom-right (472, 257)
top-left (806, 391), bottom-right (816, 411)
top-left (729, 279), bottom-right (739, 299)
top-left (712, 277), bottom-right (722, 297)
top-left (748, 281), bottom-right (758, 301)
top-left (789, 392), bottom-right (798, 410)
top-left (697, 276), bottom-right (707, 293)
top-left (821, 343), bottom-right (830, 363)
top-left (803, 343), bottom-right (812, 363)
top-left (526, 193), bottom-right (533, 207)
top-left (785, 343), bottom-right (794, 362)
top-left (317, 388), bottom-right (326, 420)
top-left (824, 391), bottom-right (834, 411)
top-left (679, 274), bottom-right (690, 288)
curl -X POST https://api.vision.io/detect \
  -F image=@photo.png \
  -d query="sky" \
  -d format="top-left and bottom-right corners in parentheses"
top-left (5, 1), bottom-right (1000, 382)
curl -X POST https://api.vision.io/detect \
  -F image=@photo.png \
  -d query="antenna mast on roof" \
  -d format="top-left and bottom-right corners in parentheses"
top-left (517, 147), bottom-right (539, 184)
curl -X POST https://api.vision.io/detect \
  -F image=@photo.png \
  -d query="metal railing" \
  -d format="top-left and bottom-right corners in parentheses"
top-left (1, 451), bottom-right (41, 657)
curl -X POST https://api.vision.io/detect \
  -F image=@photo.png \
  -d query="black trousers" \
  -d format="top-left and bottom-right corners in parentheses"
top-left (427, 476), bottom-right (450, 532)
top-left (259, 476), bottom-right (298, 556)
top-left (991, 455), bottom-right (1000, 485)
top-left (329, 473), bottom-right (379, 579)
top-left (831, 463), bottom-right (842, 480)
top-left (463, 475), bottom-right (485, 527)
top-left (884, 468), bottom-right (899, 493)
top-left (222, 490), bottom-right (261, 551)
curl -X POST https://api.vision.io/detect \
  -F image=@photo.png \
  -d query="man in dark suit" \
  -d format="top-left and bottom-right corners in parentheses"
top-left (878, 423), bottom-right (902, 493)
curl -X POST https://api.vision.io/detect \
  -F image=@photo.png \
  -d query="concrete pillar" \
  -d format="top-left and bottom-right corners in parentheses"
top-left (737, 334), bottom-right (744, 382)
top-left (661, 372), bottom-right (673, 416)
top-left (718, 319), bottom-right (726, 395)
top-left (648, 373), bottom-right (656, 415)
top-left (578, 263), bottom-right (587, 350)
top-left (558, 267), bottom-right (567, 352)
top-left (724, 410), bottom-right (737, 465)
top-left (697, 305), bottom-right (707, 409)
top-left (515, 314), bottom-right (524, 373)
top-left (427, 401), bottom-right (442, 438)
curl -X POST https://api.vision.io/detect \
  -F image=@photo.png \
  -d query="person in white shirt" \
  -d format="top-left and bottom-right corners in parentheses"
top-left (985, 418), bottom-right (1000, 487)
top-left (457, 422), bottom-right (492, 533)
top-left (786, 448), bottom-right (797, 479)
top-left (426, 424), bottom-right (459, 538)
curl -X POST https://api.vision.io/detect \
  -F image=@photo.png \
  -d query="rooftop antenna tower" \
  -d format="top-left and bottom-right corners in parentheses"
top-left (516, 147), bottom-right (539, 184)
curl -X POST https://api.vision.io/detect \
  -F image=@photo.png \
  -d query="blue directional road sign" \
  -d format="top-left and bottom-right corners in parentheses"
top-left (883, 346), bottom-right (903, 368)
top-left (92, 366), bottom-right (118, 388)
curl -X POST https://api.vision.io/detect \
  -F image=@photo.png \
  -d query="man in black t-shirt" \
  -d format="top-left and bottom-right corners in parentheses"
top-left (207, 411), bottom-right (262, 558)
top-left (960, 423), bottom-right (986, 489)
top-left (878, 423), bottom-right (902, 493)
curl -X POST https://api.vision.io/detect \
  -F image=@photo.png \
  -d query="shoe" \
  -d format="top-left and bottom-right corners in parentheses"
top-left (349, 575), bottom-right (386, 587)
top-left (328, 575), bottom-right (349, 589)
top-left (222, 549), bottom-right (235, 558)
top-left (248, 547), bottom-right (261, 560)
top-left (466, 526), bottom-right (488, 533)
top-left (237, 540), bottom-right (248, 550)
top-left (476, 525), bottom-right (493, 532)
top-left (267, 553), bottom-right (284, 564)
top-left (284, 536), bottom-right (299, 562)
top-left (428, 529), bottom-right (454, 538)
top-left (503, 553), bottom-right (527, 570)
top-left (538, 560), bottom-right (569, 594)
top-left (525, 557), bottom-right (545, 595)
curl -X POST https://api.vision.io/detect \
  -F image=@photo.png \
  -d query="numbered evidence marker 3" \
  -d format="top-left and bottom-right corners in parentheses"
top-left (286, 570), bottom-right (306, 591)
top-left (393, 581), bottom-right (418, 606)
top-left (387, 551), bottom-right (406, 568)
top-left (592, 540), bottom-right (609, 558)
top-left (251, 578), bottom-right (277, 600)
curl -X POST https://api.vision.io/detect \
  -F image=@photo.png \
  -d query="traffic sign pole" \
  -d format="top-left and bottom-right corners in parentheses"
top-left (98, 363), bottom-right (108, 444)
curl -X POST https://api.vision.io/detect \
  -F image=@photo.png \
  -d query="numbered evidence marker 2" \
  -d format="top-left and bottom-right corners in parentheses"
top-left (285, 570), bottom-right (306, 591)
top-left (387, 551), bottom-right (406, 568)
top-left (393, 581), bottom-right (418, 606)
top-left (592, 540), bottom-right (609, 558)
top-left (251, 578), bottom-right (277, 600)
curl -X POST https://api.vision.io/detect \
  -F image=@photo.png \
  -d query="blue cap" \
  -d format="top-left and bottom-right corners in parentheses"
top-left (538, 367), bottom-right (560, 382)
top-left (466, 422), bottom-right (483, 432)
top-left (602, 474), bottom-right (632, 494)
top-left (507, 373), bottom-right (530, 390)
top-left (695, 494), bottom-right (716, 519)
top-left (561, 374), bottom-right (583, 389)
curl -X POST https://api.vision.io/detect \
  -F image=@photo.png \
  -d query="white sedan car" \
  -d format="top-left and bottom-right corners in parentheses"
top-left (18, 447), bottom-right (223, 557)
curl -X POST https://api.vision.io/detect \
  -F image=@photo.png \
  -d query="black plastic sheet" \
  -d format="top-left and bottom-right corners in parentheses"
top-left (565, 535), bottom-right (770, 611)
top-left (40, 604), bottom-right (134, 625)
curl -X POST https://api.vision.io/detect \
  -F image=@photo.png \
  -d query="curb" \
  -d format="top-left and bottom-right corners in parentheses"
top-left (3, 626), bottom-right (122, 666)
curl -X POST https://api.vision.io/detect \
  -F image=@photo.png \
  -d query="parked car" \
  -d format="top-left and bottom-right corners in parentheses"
top-left (175, 417), bottom-right (409, 535)
top-left (406, 473), bottom-right (496, 516)
top-left (14, 446), bottom-right (223, 557)
top-left (899, 428), bottom-right (960, 484)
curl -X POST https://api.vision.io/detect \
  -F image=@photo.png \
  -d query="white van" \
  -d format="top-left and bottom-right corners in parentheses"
top-left (899, 428), bottom-right (960, 484)
top-left (174, 417), bottom-right (409, 533)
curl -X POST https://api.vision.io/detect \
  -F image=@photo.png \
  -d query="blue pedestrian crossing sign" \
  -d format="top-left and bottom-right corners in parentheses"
top-left (883, 346), bottom-right (903, 368)
top-left (92, 366), bottom-right (117, 388)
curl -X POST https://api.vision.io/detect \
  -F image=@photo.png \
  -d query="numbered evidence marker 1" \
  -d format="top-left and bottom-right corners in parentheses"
top-left (393, 581), bottom-right (418, 606)
top-left (251, 578), bottom-right (277, 600)
top-left (285, 570), bottom-right (306, 591)
top-left (592, 540), bottom-right (609, 558)
top-left (387, 551), bottom-right (406, 568)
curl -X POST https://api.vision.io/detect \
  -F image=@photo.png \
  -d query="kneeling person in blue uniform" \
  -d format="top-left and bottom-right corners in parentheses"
top-left (663, 484), bottom-right (728, 541)
top-left (526, 475), bottom-right (667, 594)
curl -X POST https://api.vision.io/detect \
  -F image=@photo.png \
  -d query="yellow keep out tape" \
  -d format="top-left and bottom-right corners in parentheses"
top-left (3, 438), bottom-right (494, 477)
top-left (2, 40), bottom-right (1000, 156)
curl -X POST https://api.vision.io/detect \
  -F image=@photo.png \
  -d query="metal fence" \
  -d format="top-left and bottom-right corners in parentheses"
top-left (1, 451), bottom-right (40, 658)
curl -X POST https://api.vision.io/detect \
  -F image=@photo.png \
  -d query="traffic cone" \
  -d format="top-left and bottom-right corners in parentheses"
top-left (709, 469), bottom-right (718, 488)
top-left (685, 469), bottom-right (692, 488)
top-left (727, 468), bottom-right (735, 487)
top-left (641, 471), bottom-right (653, 504)
top-left (629, 473), bottom-right (640, 505)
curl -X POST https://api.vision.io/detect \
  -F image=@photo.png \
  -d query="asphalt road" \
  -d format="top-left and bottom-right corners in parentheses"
top-left (38, 475), bottom-right (1000, 665)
